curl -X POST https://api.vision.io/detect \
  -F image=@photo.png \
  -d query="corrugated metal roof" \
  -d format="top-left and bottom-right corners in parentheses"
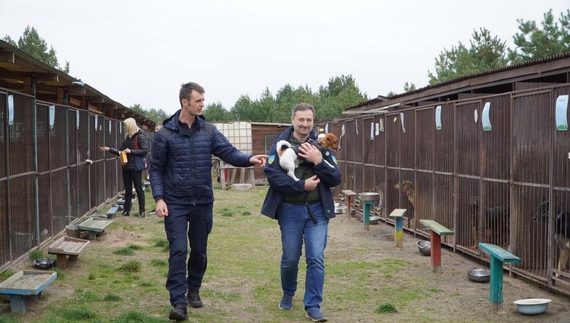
top-left (347, 51), bottom-right (570, 111)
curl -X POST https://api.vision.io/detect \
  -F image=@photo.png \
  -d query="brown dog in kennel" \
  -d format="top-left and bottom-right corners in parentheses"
top-left (394, 180), bottom-right (416, 226)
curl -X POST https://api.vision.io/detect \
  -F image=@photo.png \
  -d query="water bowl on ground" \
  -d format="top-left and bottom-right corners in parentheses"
top-left (467, 268), bottom-right (490, 283)
top-left (416, 240), bottom-right (431, 256)
top-left (369, 216), bottom-right (380, 224)
top-left (33, 258), bottom-right (57, 270)
top-left (513, 298), bottom-right (551, 315)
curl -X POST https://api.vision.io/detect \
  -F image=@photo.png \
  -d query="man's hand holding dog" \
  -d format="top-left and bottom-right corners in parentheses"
top-left (298, 142), bottom-right (323, 165)
top-left (304, 175), bottom-right (320, 191)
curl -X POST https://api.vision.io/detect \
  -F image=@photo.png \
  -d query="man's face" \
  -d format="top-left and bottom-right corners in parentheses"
top-left (291, 109), bottom-right (314, 138)
top-left (181, 90), bottom-right (205, 116)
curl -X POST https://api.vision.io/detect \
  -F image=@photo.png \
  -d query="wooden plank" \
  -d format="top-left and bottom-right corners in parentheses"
top-left (0, 270), bottom-right (57, 313)
top-left (78, 217), bottom-right (113, 233)
top-left (106, 206), bottom-right (119, 217)
top-left (48, 236), bottom-right (90, 256)
top-left (389, 208), bottom-right (407, 218)
top-left (478, 243), bottom-right (521, 264)
top-left (0, 270), bottom-right (57, 295)
top-left (419, 219), bottom-right (454, 236)
top-left (341, 190), bottom-right (357, 197)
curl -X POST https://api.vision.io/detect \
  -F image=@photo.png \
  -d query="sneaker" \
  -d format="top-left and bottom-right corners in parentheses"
top-left (187, 290), bottom-right (203, 308)
top-left (306, 307), bottom-right (328, 322)
top-left (278, 295), bottom-right (293, 311)
top-left (138, 211), bottom-right (145, 218)
top-left (168, 304), bottom-right (188, 321)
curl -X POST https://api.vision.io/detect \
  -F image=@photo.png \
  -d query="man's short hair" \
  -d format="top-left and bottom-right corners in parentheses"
top-left (179, 82), bottom-right (205, 105)
top-left (291, 103), bottom-right (315, 118)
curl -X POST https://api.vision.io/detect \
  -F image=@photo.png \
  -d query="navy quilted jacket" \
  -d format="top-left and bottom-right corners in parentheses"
top-left (149, 111), bottom-right (253, 205)
top-left (261, 126), bottom-right (342, 219)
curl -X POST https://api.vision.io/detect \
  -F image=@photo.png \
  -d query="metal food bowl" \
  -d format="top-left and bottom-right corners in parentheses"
top-left (468, 268), bottom-right (490, 283)
top-left (416, 240), bottom-right (431, 256)
top-left (369, 216), bottom-right (380, 225)
top-left (358, 192), bottom-right (379, 201)
top-left (513, 298), bottom-right (551, 315)
top-left (33, 258), bottom-right (57, 270)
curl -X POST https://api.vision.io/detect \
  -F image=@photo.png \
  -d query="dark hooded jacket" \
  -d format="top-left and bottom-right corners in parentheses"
top-left (149, 111), bottom-right (253, 205)
top-left (109, 129), bottom-right (148, 171)
top-left (261, 126), bottom-right (342, 219)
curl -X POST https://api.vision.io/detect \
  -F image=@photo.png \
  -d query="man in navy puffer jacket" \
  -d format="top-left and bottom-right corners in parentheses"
top-left (150, 82), bottom-right (267, 321)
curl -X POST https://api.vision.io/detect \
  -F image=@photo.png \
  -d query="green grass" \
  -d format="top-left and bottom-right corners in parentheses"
top-left (375, 303), bottom-right (398, 313)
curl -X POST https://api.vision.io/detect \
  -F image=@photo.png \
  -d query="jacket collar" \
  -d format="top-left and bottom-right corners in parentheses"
top-left (162, 110), bottom-right (207, 135)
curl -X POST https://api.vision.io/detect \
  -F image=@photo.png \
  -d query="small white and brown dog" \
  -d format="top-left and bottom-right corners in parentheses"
top-left (276, 133), bottom-right (340, 181)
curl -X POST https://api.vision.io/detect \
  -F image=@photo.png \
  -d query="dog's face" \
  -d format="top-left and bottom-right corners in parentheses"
top-left (319, 133), bottom-right (340, 151)
top-left (394, 180), bottom-right (413, 193)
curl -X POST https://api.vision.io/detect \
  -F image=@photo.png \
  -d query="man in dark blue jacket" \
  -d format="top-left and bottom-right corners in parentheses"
top-left (261, 103), bottom-right (341, 322)
top-left (150, 82), bottom-right (267, 321)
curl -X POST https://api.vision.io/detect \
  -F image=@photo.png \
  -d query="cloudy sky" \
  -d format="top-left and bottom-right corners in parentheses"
top-left (1, 1), bottom-right (568, 115)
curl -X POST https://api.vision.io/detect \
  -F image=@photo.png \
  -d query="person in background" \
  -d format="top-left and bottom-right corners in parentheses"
top-left (99, 117), bottom-right (147, 217)
top-left (149, 82), bottom-right (268, 321)
top-left (155, 122), bottom-right (163, 132)
top-left (261, 103), bottom-right (342, 322)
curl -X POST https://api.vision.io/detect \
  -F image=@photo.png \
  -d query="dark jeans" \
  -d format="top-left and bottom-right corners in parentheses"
top-left (122, 168), bottom-right (145, 212)
top-left (165, 203), bottom-right (213, 306)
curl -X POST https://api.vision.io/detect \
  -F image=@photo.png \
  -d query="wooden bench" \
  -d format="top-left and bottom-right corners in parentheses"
top-left (389, 209), bottom-right (407, 248)
top-left (0, 270), bottom-right (57, 313)
top-left (78, 217), bottom-right (114, 240)
top-left (478, 243), bottom-right (521, 310)
top-left (106, 206), bottom-right (120, 218)
top-left (341, 190), bottom-right (358, 218)
top-left (48, 236), bottom-right (90, 269)
top-left (419, 219), bottom-right (454, 273)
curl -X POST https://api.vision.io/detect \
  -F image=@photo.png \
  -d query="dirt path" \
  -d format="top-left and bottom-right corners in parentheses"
top-left (2, 192), bottom-right (570, 323)
top-left (329, 213), bottom-right (570, 323)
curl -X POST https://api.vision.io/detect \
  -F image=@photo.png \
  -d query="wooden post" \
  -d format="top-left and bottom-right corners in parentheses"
top-left (478, 243), bottom-right (521, 310)
top-left (389, 209), bottom-right (407, 248)
top-left (489, 256), bottom-right (503, 310)
top-left (363, 201), bottom-right (374, 230)
top-left (341, 190), bottom-right (357, 219)
top-left (419, 220), bottom-right (454, 273)
top-left (431, 231), bottom-right (442, 273)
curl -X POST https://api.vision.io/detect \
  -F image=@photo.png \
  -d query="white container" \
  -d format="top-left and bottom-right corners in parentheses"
top-left (513, 298), bottom-right (551, 315)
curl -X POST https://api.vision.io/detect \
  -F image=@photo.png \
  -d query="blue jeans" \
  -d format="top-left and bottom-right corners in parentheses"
top-left (278, 202), bottom-right (328, 310)
top-left (164, 203), bottom-right (213, 306)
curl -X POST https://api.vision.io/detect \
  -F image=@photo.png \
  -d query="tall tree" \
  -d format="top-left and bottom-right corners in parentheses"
top-left (230, 95), bottom-right (254, 121)
top-left (203, 102), bottom-right (230, 122)
top-left (3, 26), bottom-right (70, 74)
top-left (428, 27), bottom-right (508, 85)
top-left (129, 103), bottom-right (169, 123)
top-left (508, 9), bottom-right (570, 64)
top-left (2, 35), bottom-right (16, 46)
top-left (404, 82), bottom-right (416, 92)
top-left (254, 88), bottom-right (277, 122)
top-left (317, 75), bottom-right (368, 121)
